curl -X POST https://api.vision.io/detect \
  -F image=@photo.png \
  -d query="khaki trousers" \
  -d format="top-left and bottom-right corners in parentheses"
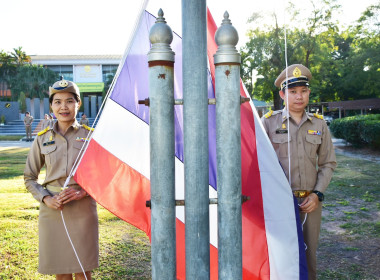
top-left (25, 125), bottom-right (32, 139)
top-left (298, 199), bottom-right (322, 280)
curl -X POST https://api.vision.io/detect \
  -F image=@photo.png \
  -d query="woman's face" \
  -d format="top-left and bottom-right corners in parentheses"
top-left (51, 92), bottom-right (80, 125)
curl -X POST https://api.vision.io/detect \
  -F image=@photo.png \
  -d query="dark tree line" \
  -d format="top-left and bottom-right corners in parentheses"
top-left (0, 47), bottom-right (58, 102)
top-left (240, 0), bottom-right (380, 110)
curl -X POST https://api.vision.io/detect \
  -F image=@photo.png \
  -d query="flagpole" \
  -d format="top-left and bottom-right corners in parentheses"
top-left (182, 0), bottom-right (210, 279)
top-left (148, 9), bottom-right (176, 280)
top-left (214, 11), bottom-right (243, 279)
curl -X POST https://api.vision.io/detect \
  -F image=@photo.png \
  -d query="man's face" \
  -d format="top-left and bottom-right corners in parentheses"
top-left (280, 86), bottom-right (310, 113)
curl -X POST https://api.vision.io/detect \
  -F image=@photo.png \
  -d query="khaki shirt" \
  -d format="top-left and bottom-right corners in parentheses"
top-left (24, 120), bottom-right (92, 202)
top-left (261, 109), bottom-right (336, 193)
top-left (24, 115), bottom-right (34, 126)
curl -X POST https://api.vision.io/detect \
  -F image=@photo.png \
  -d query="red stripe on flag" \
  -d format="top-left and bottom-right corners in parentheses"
top-left (176, 219), bottom-right (219, 280)
top-left (241, 84), bottom-right (270, 280)
top-left (74, 139), bottom-right (151, 237)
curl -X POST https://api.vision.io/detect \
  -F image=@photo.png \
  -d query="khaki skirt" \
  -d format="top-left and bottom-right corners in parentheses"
top-left (38, 193), bottom-right (99, 275)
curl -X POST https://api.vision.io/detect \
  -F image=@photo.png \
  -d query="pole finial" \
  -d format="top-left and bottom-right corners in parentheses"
top-left (148, 9), bottom-right (175, 62)
top-left (214, 11), bottom-right (240, 64)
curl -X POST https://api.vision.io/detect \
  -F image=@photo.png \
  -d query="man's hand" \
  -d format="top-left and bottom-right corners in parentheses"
top-left (57, 188), bottom-right (87, 205)
top-left (299, 193), bottom-right (319, 213)
top-left (43, 195), bottom-right (63, 210)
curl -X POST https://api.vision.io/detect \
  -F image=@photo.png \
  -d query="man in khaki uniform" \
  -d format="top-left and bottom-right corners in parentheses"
top-left (24, 111), bottom-right (34, 141)
top-left (261, 64), bottom-right (336, 280)
top-left (79, 113), bottom-right (89, 126)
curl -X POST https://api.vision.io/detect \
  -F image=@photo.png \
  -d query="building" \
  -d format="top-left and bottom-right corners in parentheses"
top-left (30, 54), bottom-right (122, 118)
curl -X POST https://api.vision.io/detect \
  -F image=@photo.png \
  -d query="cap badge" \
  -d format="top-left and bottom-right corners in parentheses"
top-left (58, 80), bottom-right (69, 88)
top-left (293, 67), bottom-right (301, 77)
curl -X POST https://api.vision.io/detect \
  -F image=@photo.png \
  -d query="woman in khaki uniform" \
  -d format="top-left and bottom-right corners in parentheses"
top-left (24, 79), bottom-right (98, 280)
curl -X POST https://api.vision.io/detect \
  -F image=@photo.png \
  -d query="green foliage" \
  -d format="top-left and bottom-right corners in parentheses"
top-left (19, 91), bottom-right (26, 113)
top-left (240, 1), bottom-right (380, 107)
top-left (0, 47), bottom-right (58, 101)
top-left (9, 64), bottom-right (58, 100)
top-left (330, 114), bottom-right (380, 148)
top-left (0, 115), bottom-right (5, 124)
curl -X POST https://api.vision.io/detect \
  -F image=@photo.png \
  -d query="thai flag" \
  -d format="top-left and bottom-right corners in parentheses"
top-left (74, 9), bottom-right (307, 280)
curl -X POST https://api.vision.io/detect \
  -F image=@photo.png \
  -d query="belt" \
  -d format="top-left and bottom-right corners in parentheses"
top-left (45, 185), bottom-right (63, 193)
top-left (293, 190), bottom-right (310, 198)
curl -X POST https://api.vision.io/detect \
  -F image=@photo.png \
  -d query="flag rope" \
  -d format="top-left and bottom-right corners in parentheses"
top-left (60, 210), bottom-right (88, 279)
top-left (283, 0), bottom-right (308, 255)
top-left (283, 0), bottom-right (292, 189)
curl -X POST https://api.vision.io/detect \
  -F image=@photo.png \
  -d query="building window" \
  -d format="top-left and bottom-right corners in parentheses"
top-left (102, 65), bottom-right (118, 83)
top-left (47, 65), bottom-right (74, 81)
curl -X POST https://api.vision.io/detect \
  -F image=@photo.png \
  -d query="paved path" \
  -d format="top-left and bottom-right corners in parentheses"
top-left (1, 139), bottom-right (379, 163)
top-left (332, 138), bottom-right (380, 164)
top-left (0, 141), bottom-right (32, 148)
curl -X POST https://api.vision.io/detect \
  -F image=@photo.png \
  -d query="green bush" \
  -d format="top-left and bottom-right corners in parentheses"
top-left (330, 114), bottom-right (380, 149)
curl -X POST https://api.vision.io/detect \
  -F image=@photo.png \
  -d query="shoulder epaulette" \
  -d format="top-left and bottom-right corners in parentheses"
top-left (313, 113), bottom-right (324, 120)
top-left (37, 126), bottom-right (50, 136)
top-left (264, 110), bottom-right (273, 118)
top-left (83, 124), bottom-right (94, 131)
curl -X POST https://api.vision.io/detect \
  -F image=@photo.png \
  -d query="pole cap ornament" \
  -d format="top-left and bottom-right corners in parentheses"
top-left (148, 9), bottom-right (175, 62)
top-left (214, 11), bottom-right (241, 64)
top-left (275, 64), bottom-right (312, 90)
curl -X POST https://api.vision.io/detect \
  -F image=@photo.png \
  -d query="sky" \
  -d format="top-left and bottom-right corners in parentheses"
top-left (1, 0), bottom-right (378, 56)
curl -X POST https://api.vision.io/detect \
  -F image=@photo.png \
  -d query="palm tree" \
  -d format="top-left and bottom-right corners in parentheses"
top-left (11, 47), bottom-right (31, 66)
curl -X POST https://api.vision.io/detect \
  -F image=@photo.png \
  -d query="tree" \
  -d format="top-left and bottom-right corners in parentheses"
top-left (1, 48), bottom-right (58, 101)
top-left (334, 4), bottom-right (380, 100)
top-left (11, 47), bottom-right (31, 66)
top-left (240, 0), bottom-right (341, 109)
top-left (9, 64), bottom-right (58, 101)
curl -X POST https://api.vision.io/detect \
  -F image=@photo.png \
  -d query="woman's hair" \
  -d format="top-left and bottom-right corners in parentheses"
top-left (49, 92), bottom-right (81, 105)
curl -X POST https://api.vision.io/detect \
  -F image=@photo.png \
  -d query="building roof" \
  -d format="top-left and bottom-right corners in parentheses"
top-left (328, 98), bottom-right (380, 110)
top-left (30, 54), bottom-right (122, 65)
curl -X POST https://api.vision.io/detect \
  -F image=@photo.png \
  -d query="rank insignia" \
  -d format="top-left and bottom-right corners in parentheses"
top-left (43, 141), bottom-right (55, 146)
top-left (308, 130), bottom-right (321, 135)
top-left (76, 137), bottom-right (89, 142)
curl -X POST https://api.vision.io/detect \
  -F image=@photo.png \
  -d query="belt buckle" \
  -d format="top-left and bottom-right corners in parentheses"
top-left (294, 190), bottom-right (309, 198)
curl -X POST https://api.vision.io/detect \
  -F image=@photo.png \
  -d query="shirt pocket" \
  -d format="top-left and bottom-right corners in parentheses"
top-left (73, 140), bottom-right (85, 150)
top-left (41, 145), bottom-right (57, 166)
top-left (305, 134), bottom-right (321, 158)
top-left (271, 134), bottom-right (291, 158)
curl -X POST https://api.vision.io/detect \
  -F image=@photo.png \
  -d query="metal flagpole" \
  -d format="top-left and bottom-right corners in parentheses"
top-left (214, 11), bottom-right (243, 280)
top-left (182, 0), bottom-right (210, 279)
top-left (148, 9), bottom-right (176, 280)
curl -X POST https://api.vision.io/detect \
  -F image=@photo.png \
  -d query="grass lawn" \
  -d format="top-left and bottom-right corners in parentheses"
top-left (0, 147), bottom-right (151, 279)
top-left (1, 147), bottom-right (379, 279)
top-left (0, 135), bottom-right (24, 141)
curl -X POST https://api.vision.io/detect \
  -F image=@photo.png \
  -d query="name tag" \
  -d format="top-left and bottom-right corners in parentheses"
top-left (308, 130), bottom-right (321, 136)
top-left (276, 129), bottom-right (288, 134)
top-left (42, 141), bottom-right (55, 146)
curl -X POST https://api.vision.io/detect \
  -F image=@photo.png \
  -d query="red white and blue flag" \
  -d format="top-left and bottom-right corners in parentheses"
top-left (74, 9), bottom-right (307, 280)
